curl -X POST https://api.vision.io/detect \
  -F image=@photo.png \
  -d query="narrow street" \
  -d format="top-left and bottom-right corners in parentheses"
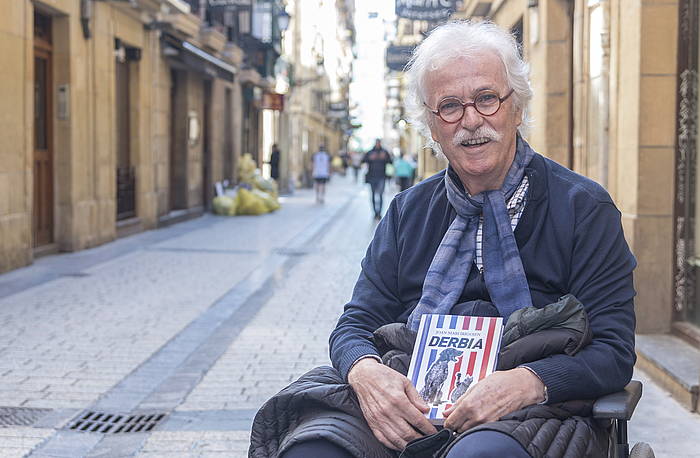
top-left (0, 174), bottom-right (377, 457)
top-left (0, 175), bottom-right (698, 457)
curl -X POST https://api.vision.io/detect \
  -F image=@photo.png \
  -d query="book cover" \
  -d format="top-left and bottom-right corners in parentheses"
top-left (407, 314), bottom-right (504, 424)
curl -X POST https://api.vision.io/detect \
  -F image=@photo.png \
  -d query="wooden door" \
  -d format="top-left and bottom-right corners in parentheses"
top-left (33, 13), bottom-right (54, 247)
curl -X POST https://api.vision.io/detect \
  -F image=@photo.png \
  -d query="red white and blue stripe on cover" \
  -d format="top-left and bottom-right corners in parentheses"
top-left (408, 314), bottom-right (503, 421)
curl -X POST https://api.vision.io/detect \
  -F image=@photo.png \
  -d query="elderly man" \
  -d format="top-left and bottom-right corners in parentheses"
top-left (250, 20), bottom-right (635, 458)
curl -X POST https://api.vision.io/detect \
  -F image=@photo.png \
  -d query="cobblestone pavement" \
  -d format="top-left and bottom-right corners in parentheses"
top-left (0, 174), bottom-right (698, 457)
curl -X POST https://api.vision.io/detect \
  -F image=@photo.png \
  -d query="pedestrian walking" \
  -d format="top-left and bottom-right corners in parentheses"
top-left (394, 153), bottom-right (416, 192)
top-left (340, 150), bottom-right (350, 176)
top-left (362, 139), bottom-right (393, 219)
top-left (311, 146), bottom-right (331, 204)
top-left (267, 144), bottom-right (281, 181)
top-left (350, 150), bottom-right (363, 183)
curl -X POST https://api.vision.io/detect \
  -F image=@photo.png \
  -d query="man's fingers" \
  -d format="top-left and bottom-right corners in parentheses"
top-left (404, 409), bottom-right (437, 436)
top-left (443, 401), bottom-right (476, 432)
top-left (350, 362), bottom-right (441, 449)
top-left (404, 383), bottom-right (429, 413)
top-left (375, 420), bottom-right (409, 451)
top-left (371, 428), bottom-right (398, 451)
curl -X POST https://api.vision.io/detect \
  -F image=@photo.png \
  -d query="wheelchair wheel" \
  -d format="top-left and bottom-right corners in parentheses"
top-left (629, 442), bottom-right (655, 458)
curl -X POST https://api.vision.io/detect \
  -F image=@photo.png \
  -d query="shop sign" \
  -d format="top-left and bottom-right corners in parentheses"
top-left (395, 0), bottom-right (457, 20)
top-left (328, 110), bottom-right (348, 119)
top-left (260, 92), bottom-right (284, 111)
top-left (386, 45), bottom-right (414, 72)
top-left (329, 102), bottom-right (347, 112)
top-left (328, 102), bottom-right (348, 119)
top-left (208, 0), bottom-right (252, 7)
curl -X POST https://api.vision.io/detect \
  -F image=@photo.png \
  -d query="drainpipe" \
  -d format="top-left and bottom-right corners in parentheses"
top-left (80, 0), bottom-right (91, 39)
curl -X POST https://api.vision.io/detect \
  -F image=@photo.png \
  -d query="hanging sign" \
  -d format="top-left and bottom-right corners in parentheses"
top-left (208, 0), bottom-right (252, 8)
top-left (386, 45), bottom-right (414, 72)
top-left (395, 0), bottom-right (457, 21)
top-left (260, 92), bottom-right (284, 111)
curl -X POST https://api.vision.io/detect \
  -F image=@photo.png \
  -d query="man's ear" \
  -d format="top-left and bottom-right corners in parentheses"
top-left (514, 106), bottom-right (524, 127)
top-left (429, 121), bottom-right (438, 143)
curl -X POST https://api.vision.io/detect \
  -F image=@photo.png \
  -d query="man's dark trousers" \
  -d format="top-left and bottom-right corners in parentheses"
top-left (368, 177), bottom-right (386, 217)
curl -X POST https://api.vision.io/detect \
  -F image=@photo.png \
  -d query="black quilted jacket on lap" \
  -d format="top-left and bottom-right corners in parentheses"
top-left (249, 296), bottom-right (611, 458)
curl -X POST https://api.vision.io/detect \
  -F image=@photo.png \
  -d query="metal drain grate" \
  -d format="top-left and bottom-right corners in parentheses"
top-left (0, 407), bottom-right (52, 426)
top-left (67, 410), bottom-right (167, 434)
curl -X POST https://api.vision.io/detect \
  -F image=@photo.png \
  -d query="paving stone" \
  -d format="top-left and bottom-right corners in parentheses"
top-left (140, 440), bottom-right (194, 451)
top-left (0, 448), bottom-right (31, 458)
top-left (0, 427), bottom-right (54, 458)
top-left (178, 182), bottom-right (374, 422)
top-left (137, 453), bottom-right (199, 458)
top-left (22, 399), bottom-right (88, 409)
top-left (0, 427), bottom-right (54, 439)
top-left (42, 392), bottom-right (100, 402)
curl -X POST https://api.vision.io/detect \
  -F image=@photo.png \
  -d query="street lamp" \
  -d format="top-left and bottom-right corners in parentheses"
top-left (277, 8), bottom-right (291, 33)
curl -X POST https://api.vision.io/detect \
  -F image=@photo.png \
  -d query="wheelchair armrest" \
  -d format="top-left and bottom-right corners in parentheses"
top-left (592, 380), bottom-right (642, 421)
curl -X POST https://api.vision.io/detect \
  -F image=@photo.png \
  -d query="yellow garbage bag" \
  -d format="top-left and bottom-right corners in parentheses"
top-left (212, 195), bottom-right (237, 216)
top-left (251, 189), bottom-right (280, 212)
top-left (252, 175), bottom-right (278, 198)
top-left (235, 188), bottom-right (269, 215)
top-left (238, 153), bottom-right (258, 184)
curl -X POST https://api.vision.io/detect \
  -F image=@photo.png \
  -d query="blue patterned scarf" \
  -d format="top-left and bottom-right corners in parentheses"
top-left (407, 136), bottom-right (535, 330)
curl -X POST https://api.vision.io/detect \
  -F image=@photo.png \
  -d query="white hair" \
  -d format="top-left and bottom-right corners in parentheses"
top-left (404, 20), bottom-right (533, 155)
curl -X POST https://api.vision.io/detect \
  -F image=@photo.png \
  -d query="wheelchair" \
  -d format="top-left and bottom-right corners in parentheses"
top-left (592, 380), bottom-right (655, 458)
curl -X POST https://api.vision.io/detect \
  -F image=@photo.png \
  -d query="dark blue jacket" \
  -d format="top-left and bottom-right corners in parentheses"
top-left (330, 153), bottom-right (637, 404)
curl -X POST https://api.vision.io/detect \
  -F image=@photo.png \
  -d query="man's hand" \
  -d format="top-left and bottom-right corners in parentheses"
top-left (348, 358), bottom-right (438, 450)
top-left (442, 367), bottom-right (545, 433)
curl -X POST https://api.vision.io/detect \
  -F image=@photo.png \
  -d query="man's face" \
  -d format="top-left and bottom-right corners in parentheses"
top-left (425, 53), bottom-right (522, 194)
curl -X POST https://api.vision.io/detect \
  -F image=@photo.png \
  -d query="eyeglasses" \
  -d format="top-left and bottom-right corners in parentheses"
top-left (425, 89), bottom-right (515, 123)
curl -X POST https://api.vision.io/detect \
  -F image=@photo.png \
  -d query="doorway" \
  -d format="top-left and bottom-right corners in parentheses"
top-left (115, 44), bottom-right (136, 220)
top-left (169, 69), bottom-right (187, 211)
top-left (202, 80), bottom-right (212, 209)
top-left (32, 12), bottom-right (54, 247)
top-left (673, 0), bottom-right (700, 329)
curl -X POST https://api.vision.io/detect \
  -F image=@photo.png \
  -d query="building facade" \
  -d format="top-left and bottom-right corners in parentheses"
top-left (278, 0), bottom-right (354, 191)
top-left (463, 0), bottom-right (697, 408)
top-left (386, 17), bottom-right (447, 180)
top-left (0, 0), bottom-right (286, 274)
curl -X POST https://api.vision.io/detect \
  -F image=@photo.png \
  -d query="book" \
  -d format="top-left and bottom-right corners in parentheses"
top-left (407, 314), bottom-right (504, 424)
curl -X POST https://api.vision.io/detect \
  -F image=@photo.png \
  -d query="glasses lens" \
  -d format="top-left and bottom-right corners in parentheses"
top-left (437, 99), bottom-right (463, 122)
top-left (474, 91), bottom-right (500, 116)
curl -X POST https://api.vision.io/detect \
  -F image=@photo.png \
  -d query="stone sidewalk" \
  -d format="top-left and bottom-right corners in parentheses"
top-left (0, 174), bottom-right (372, 457)
top-left (0, 173), bottom-right (698, 457)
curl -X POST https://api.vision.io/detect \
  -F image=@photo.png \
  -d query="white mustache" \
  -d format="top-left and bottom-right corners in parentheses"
top-left (452, 127), bottom-right (502, 146)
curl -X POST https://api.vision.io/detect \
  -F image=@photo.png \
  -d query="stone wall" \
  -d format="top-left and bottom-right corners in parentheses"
top-left (0, 1), bottom-right (33, 273)
top-left (0, 0), bottom-right (243, 273)
top-left (483, 0), bottom-right (678, 332)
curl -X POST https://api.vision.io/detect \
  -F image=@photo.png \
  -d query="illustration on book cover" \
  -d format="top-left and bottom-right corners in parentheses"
top-left (407, 314), bottom-right (504, 423)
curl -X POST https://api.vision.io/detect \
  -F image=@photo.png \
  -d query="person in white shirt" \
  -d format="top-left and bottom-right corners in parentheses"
top-left (311, 146), bottom-right (331, 204)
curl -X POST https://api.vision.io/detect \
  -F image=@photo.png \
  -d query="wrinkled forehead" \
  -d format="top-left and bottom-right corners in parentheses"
top-left (422, 52), bottom-right (508, 102)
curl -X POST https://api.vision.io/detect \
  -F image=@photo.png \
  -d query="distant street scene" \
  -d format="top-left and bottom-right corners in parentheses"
top-left (2, 0), bottom-right (700, 457)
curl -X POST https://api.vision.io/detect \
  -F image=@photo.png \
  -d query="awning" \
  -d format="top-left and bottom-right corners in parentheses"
top-left (163, 35), bottom-right (236, 82)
